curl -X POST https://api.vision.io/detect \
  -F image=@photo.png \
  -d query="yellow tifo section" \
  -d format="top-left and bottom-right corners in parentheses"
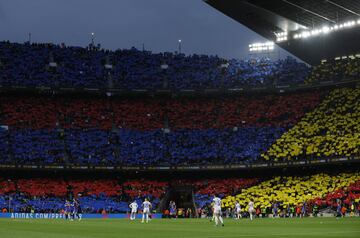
top-left (262, 87), bottom-right (360, 161)
top-left (221, 173), bottom-right (360, 210)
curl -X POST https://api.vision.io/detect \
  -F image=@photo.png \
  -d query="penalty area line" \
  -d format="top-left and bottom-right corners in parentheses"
top-left (179, 230), bottom-right (360, 238)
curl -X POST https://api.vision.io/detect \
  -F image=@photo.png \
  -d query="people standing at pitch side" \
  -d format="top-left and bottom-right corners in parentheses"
top-left (129, 201), bottom-right (138, 220)
top-left (169, 201), bottom-right (177, 219)
top-left (301, 202), bottom-right (307, 218)
top-left (141, 198), bottom-right (152, 223)
top-left (272, 202), bottom-right (278, 218)
top-left (212, 194), bottom-right (224, 227)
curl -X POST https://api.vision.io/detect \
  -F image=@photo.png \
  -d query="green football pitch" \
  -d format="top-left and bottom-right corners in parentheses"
top-left (0, 217), bottom-right (359, 238)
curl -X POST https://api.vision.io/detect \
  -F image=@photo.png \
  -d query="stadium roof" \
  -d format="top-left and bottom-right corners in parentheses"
top-left (205, 0), bottom-right (360, 65)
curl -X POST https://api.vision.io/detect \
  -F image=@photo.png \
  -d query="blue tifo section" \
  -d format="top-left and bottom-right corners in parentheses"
top-left (0, 195), bottom-right (161, 214)
top-left (0, 127), bottom-right (285, 165)
top-left (0, 41), bottom-right (310, 89)
top-left (194, 194), bottom-right (213, 209)
top-left (0, 128), bottom-right (11, 163)
top-left (11, 129), bottom-right (65, 164)
top-left (0, 213), bottom-right (162, 219)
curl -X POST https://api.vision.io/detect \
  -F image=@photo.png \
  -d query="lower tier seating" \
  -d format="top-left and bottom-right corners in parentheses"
top-left (221, 173), bottom-right (360, 213)
top-left (0, 178), bottom-right (168, 213)
top-left (2, 173), bottom-right (358, 214)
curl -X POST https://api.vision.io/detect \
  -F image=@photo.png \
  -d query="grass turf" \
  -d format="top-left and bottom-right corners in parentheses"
top-left (0, 217), bottom-right (359, 238)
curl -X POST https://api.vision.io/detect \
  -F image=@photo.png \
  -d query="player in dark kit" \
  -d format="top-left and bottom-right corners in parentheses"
top-left (64, 200), bottom-right (71, 220)
top-left (70, 200), bottom-right (75, 221)
top-left (73, 198), bottom-right (82, 221)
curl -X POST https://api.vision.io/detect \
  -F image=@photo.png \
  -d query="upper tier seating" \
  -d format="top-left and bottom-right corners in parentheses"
top-left (306, 57), bottom-right (360, 84)
top-left (0, 41), bottom-right (310, 89)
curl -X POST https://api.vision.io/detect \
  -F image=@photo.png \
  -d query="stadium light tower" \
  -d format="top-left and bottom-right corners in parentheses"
top-left (249, 41), bottom-right (275, 53)
top-left (91, 32), bottom-right (95, 45)
top-left (178, 39), bottom-right (182, 54)
top-left (248, 41), bottom-right (277, 59)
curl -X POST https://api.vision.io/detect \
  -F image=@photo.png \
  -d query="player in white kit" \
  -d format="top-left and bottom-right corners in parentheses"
top-left (235, 201), bottom-right (242, 219)
top-left (129, 201), bottom-right (138, 220)
top-left (248, 200), bottom-right (255, 221)
top-left (212, 195), bottom-right (224, 227)
top-left (141, 198), bottom-right (152, 223)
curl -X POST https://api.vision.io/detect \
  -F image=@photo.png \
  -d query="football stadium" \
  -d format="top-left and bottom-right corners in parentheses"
top-left (1, 0), bottom-right (360, 237)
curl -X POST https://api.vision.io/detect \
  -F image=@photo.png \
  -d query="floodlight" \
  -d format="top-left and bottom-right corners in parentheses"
top-left (249, 41), bottom-right (275, 52)
top-left (322, 26), bottom-right (330, 34)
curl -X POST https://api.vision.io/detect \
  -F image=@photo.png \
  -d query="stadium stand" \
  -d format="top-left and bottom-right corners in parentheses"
top-left (306, 57), bottom-right (360, 84)
top-left (11, 129), bottom-right (64, 164)
top-left (1, 0), bottom-right (360, 232)
top-left (0, 40), bottom-right (359, 219)
top-left (188, 178), bottom-right (259, 209)
top-left (166, 92), bottom-right (321, 129)
top-left (313, 180), bottom-right (360, 208)
top-left (221, 173), bottom-right (360, 213)
top-left (0, 41), bottom-right (311, 89)
top-left (1, 174), bottom-right (359, 215)
top-left (0, 90), bottom-right (322, 166)
top-left (263, 87), bottom-right (360, 161)
top-left (0, 178), bottom-right (167, 213)
top-left (0, 128), bottom-right (11, 163)
top-left (64, 129), bottom-right (118, 165)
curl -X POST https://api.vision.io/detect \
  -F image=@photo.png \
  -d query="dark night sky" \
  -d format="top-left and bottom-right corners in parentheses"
top-left (0, 0), bottom-right (291, 59)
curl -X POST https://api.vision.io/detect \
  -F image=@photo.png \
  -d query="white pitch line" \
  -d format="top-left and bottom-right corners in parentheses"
top-left (175, 230), bottom-right (360, 238)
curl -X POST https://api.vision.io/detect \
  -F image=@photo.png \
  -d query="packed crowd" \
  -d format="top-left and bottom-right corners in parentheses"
top-left (0, 178), bottom-right (167, 213)
top-left (2, 83), bottom-right (360, 166)
top-left (0, 128), bottom-right (11, 163)
top-left (0, 128), bottom-right (285, 166)
top-left (2, 173), bottom-right (359, 215)
top-left (188, 178), bottom-right (259, 208)
top-left (166, 92), bottom-right (321, 129)
top-left (0, 41), bottom-right (310, 89)
top-left (0, 92), bottom-right (321, 130)
top-left (312, 180), bottom-right (360, 208)
top-left (263, 87), bottom-right (360, 161)
top-left (306, 57), bottom-right (360, 84)
top-left (221, 173), bottom-right (360, 215)
top-left (0, 91), bottom-right (322, 166)
top-left (2, 86), bottom-right (360, 165)
top-left (11, 129), bottom-right (65, 164)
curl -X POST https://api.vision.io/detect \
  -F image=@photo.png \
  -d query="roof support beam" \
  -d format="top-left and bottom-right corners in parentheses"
top-left (326, 0), bottom-right (360, 18)
top-left (282, 0), bottom-right (336, 25)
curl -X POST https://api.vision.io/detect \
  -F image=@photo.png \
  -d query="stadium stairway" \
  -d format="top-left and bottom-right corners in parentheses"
top-left (158, 185), bottom-right (196, 214)
top-left (157, 188), bottom-right (171, 213)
